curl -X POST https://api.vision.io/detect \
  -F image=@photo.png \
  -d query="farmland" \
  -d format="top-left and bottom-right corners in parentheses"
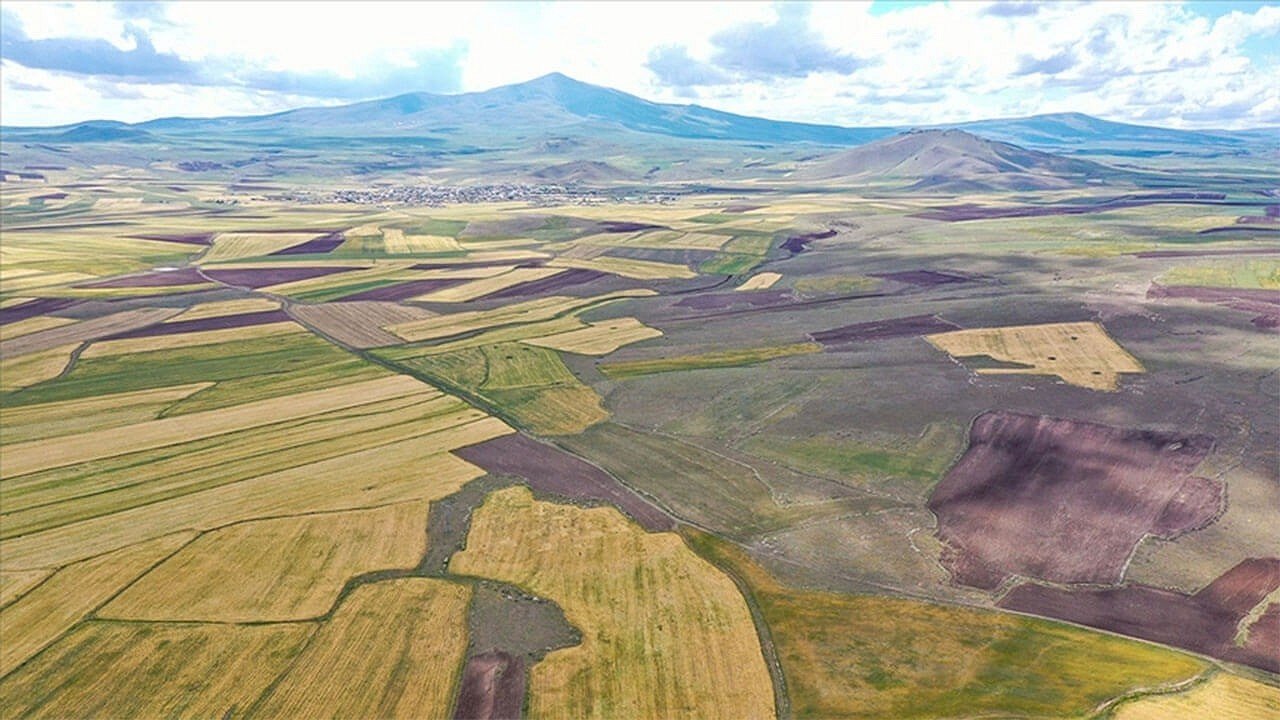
top-left (2, 68), bottom-right (1279, 720)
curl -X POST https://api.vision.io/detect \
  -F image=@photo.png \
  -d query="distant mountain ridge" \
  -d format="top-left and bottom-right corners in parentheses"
top-left (2, 73), bottom-right (1267, 157)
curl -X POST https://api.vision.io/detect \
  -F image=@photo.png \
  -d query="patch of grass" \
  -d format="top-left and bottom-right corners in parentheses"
top-left (599, 342), bottom-right (821, 379)
top-left (1160, 260), bottom-right (1280, 290)
top-left (700, 252), bottom-right (762, 275)
top-left (793, 274), bottom-right (882, 296)
top-left (741, 424), bottom-right (961, 488)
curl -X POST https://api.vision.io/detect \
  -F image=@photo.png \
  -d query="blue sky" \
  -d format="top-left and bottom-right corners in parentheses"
top-left (1, 1), bottom-right (1277, 129)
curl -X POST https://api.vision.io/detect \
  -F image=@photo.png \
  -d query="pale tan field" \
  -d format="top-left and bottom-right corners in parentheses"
top-left (0, 532), bottom-right (194, 676)
top-left (924, 321), bottom-right (1145, 391)
top-left (79, 321), bottom-right (305, 358)
top-left (252, 578), bottom-right (470, 719)
top-left (737, 272), bottom-right (782, 291)
top-left (488, 384), bottom-right (610, 435)
top-left (200, 232), bottom-right (324, 262)
top-left (290, 301), bottom-right (436, 348)
top-left (1113, 673), bottom-right (1280, 720)
top-left (387, 290), bottom-right (654, 342)
top-left (0, 382), bottom-right (212, 445)
top-left (103, 502), bottom-right (428, 622)
top-left (413, 266), bottom-right (566, 303)
top-left (398, 314), bottom-right (588, 356)
top-left (0, 621), bottom-right (313, 719)
top-left (0, 315), bottom-right (76, 341)
top-left (1, 434), bottom-right (499, 570)
top-left (451, 487), bottom-right (775, 719)
top-left (0, 271), bottom-right (97, 293)
top-left (548, 255), bottom-right (697, 280)
top-left (2, 374), bottom-right (429, 478)
top-left (0, 569), bottom-right (51, 609)
top-left (523, 317), bottom-right (663, 355)
top-left (0, 343), bottom-right (79, 392)
top-left (0, 307), bottom-right (179, 360)
top-left (382, 228), bottom-right (464, 254)
top-left (168, 297), bottom-right (281, 321)
top-left (0, 297), bottom-right (35, 309)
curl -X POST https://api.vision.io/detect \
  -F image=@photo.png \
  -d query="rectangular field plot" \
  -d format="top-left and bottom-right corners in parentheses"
top-left (737, 272), bottom-right (782, 291)
top-left (251, 578), bottom-right (470, 719)
top-left (548, 255), bottom-right (697, 280)
top-left (412, 267), bottom-right (566, 303)
top-left (386, 290), bottom-right (654, 342)
top-left (0, 382), bottom-right (212, 445)
top-left (200, 232), bottom-right (325, 262)
top-left (523, 317), bottom-right (662, 355)
top-left (599, 342), bottom-right (821, 379)
top-left (925, 321), bottom-right (1144, 391)
top-left (381, 228), bottom-right (463, 254)
top-left (450, 487), bottom-right (775, 720)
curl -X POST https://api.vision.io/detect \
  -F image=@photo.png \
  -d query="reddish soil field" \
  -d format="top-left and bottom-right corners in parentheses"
top-left (269, 232), bottom-right (345, 255)
top-left (675, 289), bottom-right (794, 310)
top-left (871, 270), bottom-right (969, 287)
top-left (781, 229), bottom-right (837, 254)
top-left (76, 267), bottom-right (208, 289)
top-left (480, 269), bottom-right (608, 300)
top-left (929, 411), bottom-right (1219, 589)
top-left (1000, 558), bottom-right (1280, 673)
top-left (129, 232), bottom-right (216, 246)
top-left (454, 434), bottom-right (674, 531)
top-left (452, 651), bottom-right (525, 720)
top-left (342, 278), bottom-right (469, 302)
top-left (0, 298), bottom-right (80, 325)
top-left (107, 310), bottom-right (291, 339)
top-left (1147, 283), bottom-right (1280, 331)
top-left (203, 266), bottom-right (354, 289)
top-left (811, 314), bottom-right (960, 346)
top-left (916, 192), bottom-right (1231, 222)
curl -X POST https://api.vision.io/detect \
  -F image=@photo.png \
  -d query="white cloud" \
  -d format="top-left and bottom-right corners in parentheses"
top-left (0, 0), bottom-right (1276, 129)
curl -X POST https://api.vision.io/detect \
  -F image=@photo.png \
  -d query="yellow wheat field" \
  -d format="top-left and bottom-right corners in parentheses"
top-left (0, 315), bottom-right (76, 341)
top-left (102, 501), bottom-right (428, 622)
top-left (414, 266), bottom-right (566, 303)
top-left (2, 374), bottom-right (430, 478)
top-left (0, 620), bottom-right (313, 719)
top-left (200, 232), bottom-right (325, 262)
top-left (388, 290), bottom-right (654, 342)
top-left (1113, 673), bottom-right (1280, 720)
top-left (0, 532), bottom-right (195, 676)
top-left (0, 569), bottom-right (51, 609)
top-left (252, 578), bottom-right (470, 719)
top-left (523, 317), bottom-right (663, 355)
top-left (168, 297), bottom-right (281, 321)
top-left (0, 382), bottom-right (212, 445)
top-left (924, 321), bottom-right (1144, 391)
top-left (737, 272), bottom-right (782, 291)
top-left (382, 228), bottom-right (464, 254)
top-left (549, 255), bottom-right (697, 280)
top-left (0, 343), bottom-right (79, 392)
top-left (80, 321), bottom-right (305, 358)
top-left (451, 487), bottom-right (775, 720)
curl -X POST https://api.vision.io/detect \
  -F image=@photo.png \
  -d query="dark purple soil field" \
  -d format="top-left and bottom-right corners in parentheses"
top-left (1198, 225), bottom-right (1280, 235)
top-left (269, 232), bottom-right (345, 255)
top-left (1000, 558), bottom-right (1280, 673)
top-left (916, 192), bottom-right (1231, 222)
top-left (0, 298), bottom-right (80, 326)
top-left (1148, 283), bottom-right (1280, 331)
top-left (32, 192), bottom-right (69, 200)
top-left (203, 266), bottom-right (354, 289)
top-left (454, 434), bottom-right (673, 531)
top-left (871, 270), bottom-right (969, 287)
top-left (129, 232), bottom-right (216, 246)
top-left (451, 651), bottom-right (525, 720)
top-left (76, 268), bottom-right (208, 289)
top-left (781, 229), bottom-right (837, 254)
top-left (675, 289), bottom-right (793, 310)
top-left (342, 278), bottom-right (469, 302)
top-left (811, 314), bottom-right (960, 346)
top-left (1133, 248), bottom-right (1280, 258)
top-left (480, 269), bottom-right (608, 300)
top-left (929, 411), bottom-right (1219, 589)
top-left (108, 310), bottom-right (290, 339)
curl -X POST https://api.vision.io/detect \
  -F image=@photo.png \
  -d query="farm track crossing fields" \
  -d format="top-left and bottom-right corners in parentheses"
top-left (0, 316), bottom-right (76, 341)
top-left (0, 532), bottom-right (195, 677)
top-left (924, 321), bottom-right (1145, 391)
top-left (102, 502), bottom-right (428, 622)
top-left (0, 308), bottom-right (180, 360)
top-left (523, 317), bottom-right (662, 355)
top-left (251, 578), bottom-right (470, 719)
top-left (451, 487), bottom-right (775, 720)
top-left (0, 344), bottom-right (80, 392)
top-left (412, 267), bottom-right (567, 303)
top-left (1112, 673), bottom-right (1280, 719)
top-left (0, 434), bottom-right (496, 571)
top-left (386, 290), bottom-right (655, 342)
top-left (0, 621), bottom-right (313, 719)
top-left (0, 382), bottom-right (213, 445)
top-left (79, 322), bottom-right (306, 358)
top-left (199, 232), bottom-right (324, 262)
top-left (0, 375), bottom-right (431, 478)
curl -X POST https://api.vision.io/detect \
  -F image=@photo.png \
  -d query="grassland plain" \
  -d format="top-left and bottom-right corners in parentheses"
top-left (522, 317), bottom-right (663, 355)
top-left (598, 342), bottom-right (822, 379)
top-left (684, 529), bottom-right (1210, 719)
top-left (923, 321), bottom-right (1145, 391)
top-left (450, 487), bottom-right (776, 720)
top-left (250, 579), bottom-right (471, 719)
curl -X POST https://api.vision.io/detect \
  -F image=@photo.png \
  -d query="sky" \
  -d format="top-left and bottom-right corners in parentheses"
top-left (1, 1), bottom-right (1278, 129)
